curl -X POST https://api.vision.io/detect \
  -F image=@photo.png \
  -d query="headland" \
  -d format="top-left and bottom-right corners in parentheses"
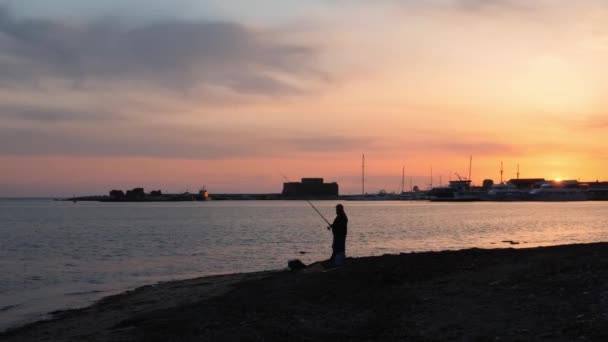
top-left (2, 242), bottom-right (608, 341)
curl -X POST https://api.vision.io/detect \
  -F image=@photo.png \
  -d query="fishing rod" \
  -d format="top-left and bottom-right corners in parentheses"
top-left (280, 173), bottom-right (332, 229)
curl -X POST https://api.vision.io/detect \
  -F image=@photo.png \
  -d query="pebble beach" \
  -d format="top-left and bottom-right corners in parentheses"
top-left (3, 242), bottom-right (608, 341)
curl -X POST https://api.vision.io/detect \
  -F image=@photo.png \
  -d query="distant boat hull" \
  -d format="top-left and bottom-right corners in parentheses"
top-left (430, 197), bottom-right (480, 202)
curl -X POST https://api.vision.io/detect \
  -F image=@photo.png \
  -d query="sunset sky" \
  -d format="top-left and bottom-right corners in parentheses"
top-left (1, 0), bottom-right (608, 196)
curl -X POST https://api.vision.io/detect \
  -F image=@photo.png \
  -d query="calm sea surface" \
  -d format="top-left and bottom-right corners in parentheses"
top-left (1, 199), bottom-right (608, 330)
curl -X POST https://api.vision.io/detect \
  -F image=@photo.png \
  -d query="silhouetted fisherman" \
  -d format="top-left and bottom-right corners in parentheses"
top-left (328, 204), bottom-right (348, 266)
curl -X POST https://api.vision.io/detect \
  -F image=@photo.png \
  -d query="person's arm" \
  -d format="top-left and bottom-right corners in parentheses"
top-left (328, 216), bottom-right (338, 230)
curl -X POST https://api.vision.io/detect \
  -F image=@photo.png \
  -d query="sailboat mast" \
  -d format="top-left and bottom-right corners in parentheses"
top-left (517, 164), bottom-right (520, 179)
top-left (362, 154), bottom-right (365, 196)
top-left (500, 161), bottom-right (504, 184)
top-left (430, 165), bottom-right (433, 189)
top-left (468, 155), bottom-right (472, 183)
top-left (401, 165), bottom-right (405, 193)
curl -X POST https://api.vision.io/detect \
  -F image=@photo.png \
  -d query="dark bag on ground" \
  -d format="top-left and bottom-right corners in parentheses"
top-left (288, 259), bottom-right (306, 270)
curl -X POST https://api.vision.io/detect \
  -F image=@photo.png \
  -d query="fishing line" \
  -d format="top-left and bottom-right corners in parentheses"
top-left (280, 173), bottom-right (332, 227)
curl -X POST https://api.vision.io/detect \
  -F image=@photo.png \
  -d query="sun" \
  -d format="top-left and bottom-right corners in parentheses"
top-left (555, 178), bottom-right (562, 182)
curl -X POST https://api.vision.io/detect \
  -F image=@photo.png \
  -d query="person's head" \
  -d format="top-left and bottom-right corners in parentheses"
top-left (336, 203), bottom-right (345, 215)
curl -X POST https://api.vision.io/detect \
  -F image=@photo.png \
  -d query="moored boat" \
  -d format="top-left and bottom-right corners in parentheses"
top-left (528, 180), bottom-right (588, 201)
top-left (429, 180), bottom-right (482, 202)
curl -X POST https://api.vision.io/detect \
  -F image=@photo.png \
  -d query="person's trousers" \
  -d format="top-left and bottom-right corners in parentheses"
top-left (331, 235), bottom-right (346, 265)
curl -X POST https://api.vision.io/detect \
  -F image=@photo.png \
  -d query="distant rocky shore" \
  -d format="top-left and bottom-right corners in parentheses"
top-left (63, 187), bottom-right (210, 202)
top-left (3, 243), bottom-right (608, 341)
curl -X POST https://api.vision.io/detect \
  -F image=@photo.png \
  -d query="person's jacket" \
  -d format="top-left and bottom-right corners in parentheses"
top-left (331, 214), bottom-right (348, 238)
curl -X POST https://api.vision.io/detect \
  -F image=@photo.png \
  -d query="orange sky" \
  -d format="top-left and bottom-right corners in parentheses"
top-left (1, 1), bottom-right (608, 196)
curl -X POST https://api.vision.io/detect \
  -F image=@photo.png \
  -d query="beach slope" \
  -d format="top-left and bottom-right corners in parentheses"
top-left (2, 243), bottom-right (608, 341)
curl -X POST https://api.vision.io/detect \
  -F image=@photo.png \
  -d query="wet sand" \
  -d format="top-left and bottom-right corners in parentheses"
top-left (2, 243), bottom-right (608, 341)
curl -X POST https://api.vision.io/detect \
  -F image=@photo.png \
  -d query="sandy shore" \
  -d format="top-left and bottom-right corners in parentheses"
top-left (2, 243), bottom-right (608, 341)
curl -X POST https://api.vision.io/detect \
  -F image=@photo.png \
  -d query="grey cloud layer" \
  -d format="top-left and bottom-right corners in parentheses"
top-left (0, 104), bottom-right (112, 122)
top-left (0, 6), bottom-right (334, 159)
top-left (0, 6), bottom-right (320, 94)
top-left (0, 123), bottom-right (378, 159)
top-left (452, 0), bottom-right (535, 12)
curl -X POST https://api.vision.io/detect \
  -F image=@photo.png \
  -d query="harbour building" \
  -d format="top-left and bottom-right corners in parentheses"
top-left (282, 178), bottom-right (339, 199)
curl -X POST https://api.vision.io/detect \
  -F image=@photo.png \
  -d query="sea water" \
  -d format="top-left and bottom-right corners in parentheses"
top-left (1, 199), bottom-right (608, 330)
